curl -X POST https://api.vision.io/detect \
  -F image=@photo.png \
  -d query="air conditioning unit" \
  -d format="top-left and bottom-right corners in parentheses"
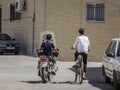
top-left (15, 0), bottom-right (26, 12)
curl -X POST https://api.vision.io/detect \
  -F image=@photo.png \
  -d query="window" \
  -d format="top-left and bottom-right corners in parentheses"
top-left (0, 6), bottom-right (1, 33)
top-left (87, 3), bottom-right (105, 22)
top-left (110, 41), bottom-right (116, 56)
top-left (105, 41), bottom-right (113, 55)
top-left (10, 4), bottom-right (21, 21)
top-left (117, 42), bottom-right (120, 56)
top-left (105, 41), bottom-right (117, 57)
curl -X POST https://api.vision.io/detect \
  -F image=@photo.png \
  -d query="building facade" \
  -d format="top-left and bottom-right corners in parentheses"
top-left (0, 0), bottom-right (120, 61)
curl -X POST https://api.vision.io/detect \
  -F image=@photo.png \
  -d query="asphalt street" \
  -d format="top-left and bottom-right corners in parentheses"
top-left (0, 55), bottom-right (115, 90)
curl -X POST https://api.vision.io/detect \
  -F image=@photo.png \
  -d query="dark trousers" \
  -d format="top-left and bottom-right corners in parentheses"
top-left (74, 51), bottom-right (88, 73)
top-left (47, 56), bottom-right (56, 66)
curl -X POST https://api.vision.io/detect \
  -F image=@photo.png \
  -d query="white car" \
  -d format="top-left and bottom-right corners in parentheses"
top-left (102, 38), bottom-right (120, 89)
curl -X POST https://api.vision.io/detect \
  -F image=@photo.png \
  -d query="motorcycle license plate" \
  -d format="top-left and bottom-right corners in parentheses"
top-left (41, 62), bottom-right (47, 67)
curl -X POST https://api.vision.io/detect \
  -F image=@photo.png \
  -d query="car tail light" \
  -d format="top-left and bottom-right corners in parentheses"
top-left (40, 58), bottom-right (47, 62)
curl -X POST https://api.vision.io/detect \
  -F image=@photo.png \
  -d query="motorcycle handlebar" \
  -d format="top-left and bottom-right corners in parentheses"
top-left (36, 48), bottom-right (59, 57)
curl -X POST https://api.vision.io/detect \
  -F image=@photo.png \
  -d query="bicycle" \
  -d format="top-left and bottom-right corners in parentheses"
top-left (73, 54), bottom-right (84, 84)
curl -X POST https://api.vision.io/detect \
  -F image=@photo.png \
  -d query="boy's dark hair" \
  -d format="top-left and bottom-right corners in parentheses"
top-left (79, 28), bottom-right (84, 34)
top-left (46, 34), bottom-right (52, 40)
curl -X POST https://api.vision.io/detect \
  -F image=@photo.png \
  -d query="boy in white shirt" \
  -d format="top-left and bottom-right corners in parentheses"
top-left (72, 28), bottom-right (90, 80)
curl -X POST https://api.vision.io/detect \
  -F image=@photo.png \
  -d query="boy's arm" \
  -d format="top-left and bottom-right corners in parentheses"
top-left (87, 37), bottom-right (90, 52)
top-left (52, 43), bottom-right (59, 53)
top-left (52, 43), bottom-right (57, 51)
top-left (72, 37), bottom-right (78, 49)
top-left (37, 42), bottom-right (44, 52)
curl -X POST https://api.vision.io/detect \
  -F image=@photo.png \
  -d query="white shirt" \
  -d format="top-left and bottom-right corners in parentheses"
top-left (73, 35), bottom-right (90, 54)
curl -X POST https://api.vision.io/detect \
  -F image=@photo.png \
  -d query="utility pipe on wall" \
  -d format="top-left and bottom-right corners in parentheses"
top-left (32, 0), bottom-right (35, 56)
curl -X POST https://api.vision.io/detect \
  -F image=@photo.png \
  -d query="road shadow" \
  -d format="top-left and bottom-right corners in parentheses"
top-left (21, 80), bottom-right (78, 85)
top-left (86, 67), bottom-right (115, 90)
top-left (21, 67), bottom-right (115, 89)
top-left (21, 80), bottom-right (43, 84)
top-left (69, 67), bottom-right (115, 90)
top-left (50, 81), bottom-right (79, 85)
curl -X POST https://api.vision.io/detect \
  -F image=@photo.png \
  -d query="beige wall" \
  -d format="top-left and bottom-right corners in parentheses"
top-left (0, 0), bottom-right (120, 61)
top-left (43, 0), bottom-right (82, 60)
top-left (34, 0), bottom-right (120, 61)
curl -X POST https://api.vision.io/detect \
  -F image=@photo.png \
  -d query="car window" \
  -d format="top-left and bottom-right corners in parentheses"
top-left (0, 34), bottom-right (11, 40)
top-left (117, 42), bottom-right (120, 56)
top-left (105, 41), bottom-right (116, 57)
top-left (105, 41), bottom-right (113, 55)
top-left (110, 41), bottom-right (116, 56)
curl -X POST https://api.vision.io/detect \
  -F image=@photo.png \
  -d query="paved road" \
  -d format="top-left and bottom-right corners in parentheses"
top-left (0, 55), bottom-right (115, 90)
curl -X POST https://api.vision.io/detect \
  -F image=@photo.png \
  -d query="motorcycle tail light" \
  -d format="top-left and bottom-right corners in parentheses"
top-left (40, 58), bottom-right (46, 62)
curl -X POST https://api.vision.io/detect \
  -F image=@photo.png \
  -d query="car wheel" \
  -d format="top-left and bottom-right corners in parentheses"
top-left (102, 66), bottom-right (110, 83)
top-left (113, 71), bottom-right (120, 89)
top-left (14, 51), bottom-right (19, 55)
top-left (0, 52), bottom-right (3, 55)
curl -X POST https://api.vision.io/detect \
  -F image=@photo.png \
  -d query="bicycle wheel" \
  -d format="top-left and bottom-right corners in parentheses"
top-left (74, 55), bottom-right (84, 84)
top-left (75, 67), bottom-right (83, 84)
top-left (75, 72), bottom-right (77, 82)
top-left (78, 62), bottom-right (84, 84)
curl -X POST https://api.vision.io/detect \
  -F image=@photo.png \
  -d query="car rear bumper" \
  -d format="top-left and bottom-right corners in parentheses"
top-left (0, 47), bottom-right (19, 53)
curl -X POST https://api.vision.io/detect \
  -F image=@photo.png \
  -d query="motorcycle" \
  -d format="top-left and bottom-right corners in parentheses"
top-left (37, 31), bottom-right (59, 83)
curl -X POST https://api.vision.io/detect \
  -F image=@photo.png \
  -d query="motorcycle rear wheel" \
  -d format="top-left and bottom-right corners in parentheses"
top-left (41, 67), bottom-right (49, 83)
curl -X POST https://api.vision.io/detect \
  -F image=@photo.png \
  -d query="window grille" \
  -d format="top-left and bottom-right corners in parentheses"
top-left (87, 3), bottom-right (105, 22)
top-left (10, 4), bottom-right (21, 21)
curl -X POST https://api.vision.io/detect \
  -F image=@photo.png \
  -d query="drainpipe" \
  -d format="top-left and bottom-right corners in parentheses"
top-left (44, 0), bottom-right (47, 31)
top-left (80, 0), bottom-right (83, 28)
top-left (32, 0), bottom-right (35, 56)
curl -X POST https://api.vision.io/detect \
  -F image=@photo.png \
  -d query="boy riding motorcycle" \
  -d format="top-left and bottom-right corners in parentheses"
top-left (37, 34), bottom-right (58, 75)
